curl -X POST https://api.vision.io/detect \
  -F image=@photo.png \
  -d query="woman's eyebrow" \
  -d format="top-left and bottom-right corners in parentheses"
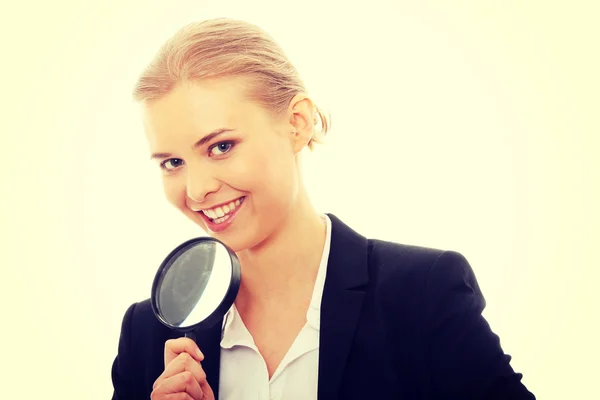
top-left (150, 128), bottom-right (235, 160)
top-left (193, 128), bottom-right (235, 148)
top-left (150, 152), bottom-right (171, 160)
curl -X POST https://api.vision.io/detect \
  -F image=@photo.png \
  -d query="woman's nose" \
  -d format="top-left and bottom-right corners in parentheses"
top-left (185, 166), bottom-right (220, 203)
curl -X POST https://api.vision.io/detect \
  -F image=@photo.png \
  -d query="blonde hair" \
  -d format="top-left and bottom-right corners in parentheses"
top-left (133, 18), bottom-right (330, 149)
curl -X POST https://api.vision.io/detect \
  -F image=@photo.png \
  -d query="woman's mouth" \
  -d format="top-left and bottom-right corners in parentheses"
top-left (196, 196), bottom-right (245, 232)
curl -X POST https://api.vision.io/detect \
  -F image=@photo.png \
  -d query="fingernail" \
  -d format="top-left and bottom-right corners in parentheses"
top-left (196, 349), bottom-right (203, 359)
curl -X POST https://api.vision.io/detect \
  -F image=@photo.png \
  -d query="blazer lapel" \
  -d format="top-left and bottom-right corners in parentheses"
top-left (318, 214), bottom-right (370, 400)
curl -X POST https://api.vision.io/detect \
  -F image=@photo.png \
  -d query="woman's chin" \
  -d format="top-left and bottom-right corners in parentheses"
top-left (214, 235), bottom-right (246, 253)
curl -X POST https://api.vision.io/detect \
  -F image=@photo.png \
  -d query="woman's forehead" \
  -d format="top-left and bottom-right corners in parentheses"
top-left (141, 85), bottom-right (281, 154)
top-left (147, 80), bottom-right (245, 117)
top-left (144, 83), bottom-right (262, 131)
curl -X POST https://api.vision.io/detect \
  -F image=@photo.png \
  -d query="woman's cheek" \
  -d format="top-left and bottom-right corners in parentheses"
top-left (162, 175), bottom-right (186, 210)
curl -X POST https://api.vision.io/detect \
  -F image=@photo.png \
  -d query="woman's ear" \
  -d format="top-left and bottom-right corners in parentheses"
top-left (288, 93), bottom-right (315, 153)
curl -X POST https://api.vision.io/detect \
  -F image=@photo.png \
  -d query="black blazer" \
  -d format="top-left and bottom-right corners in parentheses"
top-left (111, 214), bottom-right (535, 399)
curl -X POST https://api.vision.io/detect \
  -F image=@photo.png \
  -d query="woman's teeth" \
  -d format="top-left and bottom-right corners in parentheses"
top-left (201, 197), bottom-right (244, 224)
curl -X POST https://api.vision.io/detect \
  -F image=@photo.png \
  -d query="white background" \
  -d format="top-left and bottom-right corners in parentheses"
top-left (2, 1), bottom-right (599, 398)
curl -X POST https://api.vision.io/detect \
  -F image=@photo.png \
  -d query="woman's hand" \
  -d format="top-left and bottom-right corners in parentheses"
top-left (151, 338), bottom-right (215, 400)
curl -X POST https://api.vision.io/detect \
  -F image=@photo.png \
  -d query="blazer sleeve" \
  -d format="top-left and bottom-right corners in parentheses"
top-left (111, 302), bottom-right (144, 400)
top-left (424, 251), bottom-right (535, 399)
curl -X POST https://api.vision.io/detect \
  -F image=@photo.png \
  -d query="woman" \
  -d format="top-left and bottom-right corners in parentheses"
top-left (111, 18), bottom-right (535, 400)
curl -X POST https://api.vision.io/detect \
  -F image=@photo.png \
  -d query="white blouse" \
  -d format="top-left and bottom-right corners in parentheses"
top-left (218, 215), bottom-right (332, 400)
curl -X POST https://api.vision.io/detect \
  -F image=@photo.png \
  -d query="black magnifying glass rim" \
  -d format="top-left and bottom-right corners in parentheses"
top-left (150, 236), bottom-right (241, 333)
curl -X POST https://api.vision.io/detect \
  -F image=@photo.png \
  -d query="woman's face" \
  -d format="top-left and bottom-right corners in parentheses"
top-left (142, 77), bottom-right (310, 252)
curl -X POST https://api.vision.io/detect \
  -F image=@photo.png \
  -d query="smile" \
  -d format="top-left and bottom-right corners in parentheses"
top-left (199, 197), bottom-right (245, 224)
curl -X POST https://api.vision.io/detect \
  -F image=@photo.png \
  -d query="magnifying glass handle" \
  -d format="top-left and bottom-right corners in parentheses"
top-left (185, 331), bottom-right (197, 342)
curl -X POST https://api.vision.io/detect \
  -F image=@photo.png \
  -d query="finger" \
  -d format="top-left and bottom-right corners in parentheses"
top-left (163, 395), bottom-right (194, 400)
top-left (199, 378), bottom-right (215, 400)
top-left (152, 371), bottom-right (204, 400)
top-left (164, 338), bottom-right (204, 367)
top-left (162, 395), bottom-right (194, 400)
top-left (152, 393), bottom-right (194, 400)
top-left (154, 352), bottom-right (206, 390)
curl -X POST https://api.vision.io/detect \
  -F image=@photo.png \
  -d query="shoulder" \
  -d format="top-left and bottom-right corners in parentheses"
top-left (115, 298), bottom-right (175, 366)
top-left (118, 298), bottom-right (154, 332)
top-left (369, 239), bottom-right (446, 270)
top-left (367, 238), bottom-right (472, 286)
top-left (120, 298), bottom-right (174, 343)
top-left (123, 298), bottom-right (154, 324)
top-left (366, 239), bottom-right (479, 315)
top-left (367, 240), bottom-right (535, 398)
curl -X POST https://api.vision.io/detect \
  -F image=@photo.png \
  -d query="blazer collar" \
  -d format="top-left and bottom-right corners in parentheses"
top-left (318, 213), bottom-right (369, 400)
top-left (190, 213), bottom-right (369, 400)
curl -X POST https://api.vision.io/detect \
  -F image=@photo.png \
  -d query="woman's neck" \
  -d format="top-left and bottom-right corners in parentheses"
top-left (235, 192), bottom-right (327, 309)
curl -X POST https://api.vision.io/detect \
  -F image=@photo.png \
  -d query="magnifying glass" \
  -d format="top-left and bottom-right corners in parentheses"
top-left (150, 237), bottom-right (241, 342)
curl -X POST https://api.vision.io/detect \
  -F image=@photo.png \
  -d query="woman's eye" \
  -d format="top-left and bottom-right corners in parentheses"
top-left (209, 141), bottom-right (234, 156)
top-left (160, 158), bottom-right (184, 170)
